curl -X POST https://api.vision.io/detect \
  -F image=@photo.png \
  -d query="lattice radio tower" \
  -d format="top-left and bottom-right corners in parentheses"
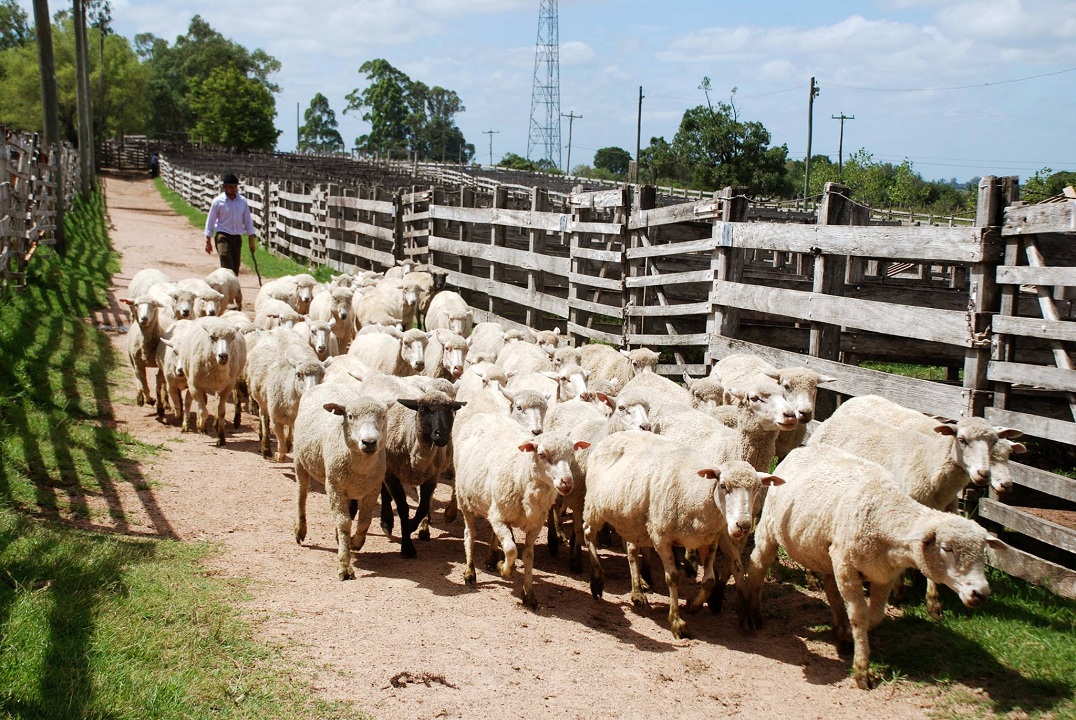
top-left (527, 0), bottom-right (561, 169)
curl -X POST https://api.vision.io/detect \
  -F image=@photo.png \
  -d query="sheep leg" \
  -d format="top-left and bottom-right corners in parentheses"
top-left (625, 542), bottom-right (650, 609)
top-left (834, 562), bottom-right (875, 690)
top-left (327, 483), bottom-right (355, 581)
top-left (231, 386), bottom-right (242, 428)
top-left (737, 528), bottom-right (778, 631)
top-left (485, 530), bottom-right (504, 571)
top-left (462, 510), bottom-right (477, 586)
top-left (490, 519), bottom-right (517, 579)
top-left (379, 483), bottom-right (394, 536)
top-left (294, 463), bottom-right (310, 545)
top-left (710, 534), bottom-right (746, 614)
top-left (520, 527), bottom-right (540, 610)
top-left (443, 484), bottom-right (458, 524)
top-left (135, 364), bottom-right (150, 406)
top-left (582, 517), bottom-right (604, 599)
top-left (567, 495), bottom-right (584, 574)
top-left (350, 491), bottom-right (377, 553)
top-left (821, 573), bottom-right (853, 654)
top-left (655, 541), bottom-right (687, 639)
top-left (869, 578), bottom-right (899, 630)
top-left (155, 371), bottom-right (166, 419)
top-left (181, 388), bottom-right (195, 433)
top-left (924, 579), bottom-right (943, 620)
top-left (384, 476), bottom-right (417, 558)
top-left (214, 391), bottom-right (227, 446)
top-left (686, 542), bottom-right (717, 615)
top-left (637, 545), bottom-right (654, 591)
top-left (412, 479), bottom-right (437, 542)
top-left (194, 389), bottom-right (209, 434)
top-left (546, 501), bottom-right (566, 557)
top-left (259, 410), bottom-right (272, 457)
top-left (272, 419), bottom-right (288, 462)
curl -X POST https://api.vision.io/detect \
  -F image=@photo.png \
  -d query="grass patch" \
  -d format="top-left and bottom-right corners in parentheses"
top-left (860, 361), bottom-right (956, 382)
top-left (154, 178), bottom-right (332, 282)
top-left (0, 190), bottom-right (357, 719)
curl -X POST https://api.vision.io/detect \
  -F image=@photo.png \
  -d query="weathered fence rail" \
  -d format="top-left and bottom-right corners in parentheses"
top-left (160, 153), bottom-right (1075, 598)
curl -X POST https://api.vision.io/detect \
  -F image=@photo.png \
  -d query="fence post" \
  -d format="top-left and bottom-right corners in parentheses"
top-left (527, 186), bottom-right (549, 329)
top-left (458, 187), bottom-right (474, 279)
top-left (810, 182), bottom-right (851, 418)
top-left (708, 186), bottom-right (748, 370)
top-left (991, 178), bottom-right (1023, 416)
top-left (428, 186), bottom-right (444, 270)
top-left (392, 189), bottom-right (404, 266)
top-left (488, 186), bottom-right (508, 317)
top-left (626, 184), bottom-right (657, 347)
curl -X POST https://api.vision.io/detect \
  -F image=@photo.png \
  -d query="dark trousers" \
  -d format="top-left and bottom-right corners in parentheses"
top-left (214, 232), bottom-right (241, 274)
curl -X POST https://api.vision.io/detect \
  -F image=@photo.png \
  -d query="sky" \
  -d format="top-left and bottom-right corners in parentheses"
top-left (37, 0), bottom-right (1076, 183)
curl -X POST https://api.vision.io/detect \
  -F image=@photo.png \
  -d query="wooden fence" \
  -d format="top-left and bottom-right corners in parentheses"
top-left (1, 126), bottom-right (81, 291)
top-left (159, 153), bottom-right (1075, 598)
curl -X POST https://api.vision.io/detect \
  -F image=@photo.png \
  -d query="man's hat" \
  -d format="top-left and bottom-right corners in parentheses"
top-left (222, 173), bottom-right (239, 185)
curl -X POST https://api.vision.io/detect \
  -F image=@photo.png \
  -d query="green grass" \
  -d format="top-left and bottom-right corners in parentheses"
top-left (860, 361), bottom-right (957, 382)
top-left (0, 191), bottom-right (356, 719)
top-left (154, 178), bottom-right (333, 282)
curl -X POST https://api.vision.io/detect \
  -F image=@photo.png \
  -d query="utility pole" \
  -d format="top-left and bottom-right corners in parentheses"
top-left (831, 112), bottom-right (855, 178)
top-left (482, 130), bottom-right (499, 166)
top-left (802, 76), bottom-right (819, 210)
top-left (635, 86), bottom-right (644, 183)
top-left (561, 111), bottom-right (581, 175)
top-left (296, 102), bottom-right (300, 151)
top-left (33, 0), bottom-right (64, 253)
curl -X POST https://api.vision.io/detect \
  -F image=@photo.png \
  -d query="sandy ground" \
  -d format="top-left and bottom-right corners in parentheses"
top-left (86, 172), bottom-right (944, 719)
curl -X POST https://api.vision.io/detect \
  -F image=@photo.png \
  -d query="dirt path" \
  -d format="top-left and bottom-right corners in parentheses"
top-left (91, 173), bottom-right (940, 719)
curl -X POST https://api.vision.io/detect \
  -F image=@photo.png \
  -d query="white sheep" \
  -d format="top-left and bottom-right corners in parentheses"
top-left (580, 344), bottom-right (659, 388)
top-left (685, 374), bottom-right (724, 412)
top-left (204, 268), bottom-right (242, 310)
top-left (307, 285), bottom-right (356, 352)
top-left (246, 329), bottom-right (329, 462)
top-left (153, 318), bottom-right (193, 422)
top-left (377, 277), bottom-right (422, 328)
top-left (164, 315), bottom-right (246, 446)
top-left (347, 327), bottom-right (428, 376)
top-left (532, 327), bottom-right (566, 357)
top-left (424, 328), bottom-right (469, 380)
top-left (255, 274), bottom-right (318, 314)
top-left (293, 383), bottom-right (389, 580)
top-left (552, 346), bottom-right (582, 371)
top-left (352, 284), bottom-right (405, 330)
top-left (254, 297), bottom-right (303, 330)
top-left (739, 444), bottom-right (1001, 689)
top-left (177, 277), bottom-right (225, 318)
top-left (424, 290), bottom-right (473, 337)
top-left (454, 412), bottom-right (586, 609)
top-left (120, 294), bottom-right (164, 406)
top-left (619, 371), bottom-right (692, 422)
top-left (402, 268), bottom-right (443, 318)
top-left (292, 318), bottom-right (339, 361)
top-left (466, 321), bottom-right (510, 363)
top-left (585, 431), bottom-right (780, 637)
top-left (496, 339), bottom-right (552, 376)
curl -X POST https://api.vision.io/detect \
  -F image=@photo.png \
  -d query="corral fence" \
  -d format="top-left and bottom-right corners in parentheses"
top-left (1, 125), bottom-right (81, 291)
top-left (160, 152), bottom-right (1075, 599)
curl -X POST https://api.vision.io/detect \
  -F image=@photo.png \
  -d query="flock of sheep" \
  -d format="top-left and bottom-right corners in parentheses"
top-left (120, 260), bottom-right (1025, 690)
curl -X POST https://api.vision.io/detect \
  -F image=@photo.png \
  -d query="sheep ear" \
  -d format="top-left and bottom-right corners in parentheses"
top-left (762, 367), bottom-right (781, 381)
top-left (323, 403), bottom-right (346, 416)
top-left (328, 317), bottom-right (336, 328)
top-left (682, 373), bottom-right (693, 386)
top-left (450, 401), bottom-right (467, 411)
top-left (543, 390), bottom-right (554, 402)
top-left (697, 468), bottom-right (720, 479)
top-left (573, 440), bottom-right (591, 451)
top-left (817, 374), bottom-right (838, 384)
top-left (397, 398), bottom-right (420, 411)
top-left (498, 385), bottom-right (515, 401)
top-left (160, 338), bottom-right (174, 348)
top-left (995, 427), bottom-right (1023, 439)
top-left (1008, 441), bottom-right (1028, 454)
top-left (518, 441), bottom-right (538, 453)
top-left (506, 370), bottom-right (517, 379)
top-left (933, 424), bottom-right (957, 436)
top-left (120, 297), bottom-right (134, 306)
top-left (582, 368), bottom-right (590, 379)
top-left (985, 533), bottom-right (1006, 550)
top-left (552, 327), bottom-right (560, 336)
top-left (905, 526), bottom-right (937, 546)
top-left (322, 357), bottom-right (333, 368)
top-left (541, 371), bottom-right (558, 380)
top-left (757, 472), bottom-right (785, 487)
top-left (597, 393), bottom-right (615, 410)
top-left (619, 348), bottom-right (631, 358)
top-left (346, 369), bottom-right (365, 382)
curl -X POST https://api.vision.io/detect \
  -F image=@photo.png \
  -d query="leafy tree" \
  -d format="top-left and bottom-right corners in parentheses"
top-left (497, 152), bottom-right (541, 171)
top-left (298, 93), bottom-right (344, 152)
top-left (1023, 167), bottom-right (1076, 202)
top-left (0, 0), bottom-right (30, 50)
top-left (593, 146), bottom-right (631, 176)
top-left (638, 136), bottom-right (682, 184)
top-left (189, 65), bottom-right (279, 151)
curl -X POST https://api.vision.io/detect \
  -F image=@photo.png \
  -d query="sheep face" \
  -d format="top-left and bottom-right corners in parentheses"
top-left (205, 325), bottom-right (237, 365)
top-left (401, 283), bottom-right (420, 311)
top-left (534, 329), bottom-right (562, 358)
top-left (546, 365), bottom-right (589, 402)
top-left (772, 368), bottom-right (836, 424)
top-left (552, 347), bottom-right (581, 371)
top-left (436, 333), bottom-right (468, 379)
top-left (726, 385), bottom-right (797, 431)
top-left (503, 388), bottom-right (548, 436)
top-left (710, 463), bottom-right (784, 541)
top-left (401, 330), bottom-right (429, 372)
top-left (935, 418), bottom-right (1001, 488)
top-left (398, 393), bottom-right (466, 448)
top-left (687, 377), bottom-right (724, 411)
top-left (173, 288), bottom-right (196, 319)
top-left (613, 397), bottom-right (651, 432)
top-left (195, 290), bottom-right (224, 318)
top-left (327, 399), bottom-right (388, 455)
top-left (125, 297), bottom-right (160, 328)
top-left (329, 288), bottom-right (354, 323)
top-left (308, 321), bottom-right (335, 357)
top-left (518, 433), bottom-right (580, 496)
top-left (291, 358), bottom-right (327, 396)
top-left (622, 348), bottom-right (660, 377)
top-left (910, 516), bottom-right (999, 609)
top-left (987, 438), bottom-right (1026, 497)
top-left (447, 311), bottom-right (472, 336)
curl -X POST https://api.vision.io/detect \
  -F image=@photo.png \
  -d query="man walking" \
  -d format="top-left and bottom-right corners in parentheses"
top-left (204, 173), bottom-right (256, 274)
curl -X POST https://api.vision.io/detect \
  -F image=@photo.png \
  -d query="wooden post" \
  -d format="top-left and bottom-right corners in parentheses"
top-left (708, 186), bottom-right (748, 370)
top-left (627, 185), bottom-right (657, 346)
top-left (810, 182), bottom-right (851, 418)
top-left (489, 186), bottom-right (508, 317)
top-left (72, 0), bottom-right (94, 196)
top-left (992, 180), bottom-right (1023, 415)
top-left (459, 187), bottom-right (474, 279)
top-left (429, 186), bottom-right (445, 271)
top-left (391, 189), bottom-right (404, 266)
top-left (527, 187), bottom-right (549, 329)
top-left (33, 0), bottom-right (65, 254)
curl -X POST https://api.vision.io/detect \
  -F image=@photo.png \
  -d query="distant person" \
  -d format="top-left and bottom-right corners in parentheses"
top-left (204, 173), bottom-right (256, 275)
top-left (149, 151), bottom-right (159, 178)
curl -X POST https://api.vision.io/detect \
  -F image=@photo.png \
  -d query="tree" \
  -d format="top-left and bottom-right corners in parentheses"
top-left (0, 0), bottom-right (30, 50)
top-left (497, 152), bottom-right (541, 171)
top-left (189, 65), bottom-right (279, 151)
top-left (593, 146), bottom-right (631, 176)
top-left (298, 93), bottom-right (343, 152)
top-left (1023, 167), bottom-right (1076, 202)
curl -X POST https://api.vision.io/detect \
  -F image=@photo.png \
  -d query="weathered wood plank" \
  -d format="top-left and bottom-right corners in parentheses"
top-left (991, 314), bottom-right (1076, 343)
top-left (326, 217), bottom-right (395, 243)
top-left (626, 332), bottom-right (710, 346)
top-left (996, 265), bottom-right (1076, 286)
top-left (429, 204), bottom-right (619, 235)
top-left (445, 270), bottom-right (568, 318)
top-left (1005, 462), bottom-right (1076, 503)
top-left (567, 322), bottom-right (621, 345)
top-left (428, 234), bottom-right (569, 275)
top-left (569, 272), bottom-right (621, 291)
top-left (657, 363), bottom-right (709, 377)
top-left (624, 300), bottom-right (712, 317)
top-left (1004, 202), bottom-right (1076, 236)
top-left (571, 246), bottom-right (622, 263)
top-left (984, 407), bottom-right (1076, 445)
top-left (711, 281), bottom-right (971, 347)
top-left (625, 236), bottom-right (718, 260)
top-left (566, 296), bottom-right (622, 317)
top-left (714, 222), bottom-right (994, 263)
top-left (979, 499), bottom-right (1076, 556)
top-left (985, 541), bottom-right (1076, 600)
top-left (625, 269), bottom-right (713, 288)
top-left (988, 361), bottom-right (1076, 392)
top-left (628, 198), bottom-right (719, 229)
top-left (325, 238), bottom-right (395, 266)
top-left (327, 195), bottom-right (395, 214)
top-left (709, 336), bottom-right (968, 419)
top-left (569, 187), bottom-right (628, 209)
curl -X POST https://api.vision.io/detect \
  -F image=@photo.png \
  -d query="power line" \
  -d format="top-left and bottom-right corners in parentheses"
top-left (482, 129), bottom-right (499, 166)
top-left (825, 65), bottom-right (1076, 93)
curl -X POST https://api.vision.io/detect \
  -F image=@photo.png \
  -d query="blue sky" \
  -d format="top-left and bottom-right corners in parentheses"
top-left (39, 0), bottom-right (1076, 183)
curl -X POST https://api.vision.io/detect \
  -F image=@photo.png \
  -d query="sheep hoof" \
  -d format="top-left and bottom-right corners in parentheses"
top-left (630, 591), bottom-right (650, 609)
top-left (669, 618), bottom-right (688, 639)
top-left (338, 566), bottom-right (355, 581)
top-left (707, 586), bottom-right (725, 615)
top-left (854, 668), bottom-right (878, 690)
top-left (521, 589), bottom-right (538, 611)
top-left (736, 595), bottom-right (762, 631)
top-left (926, 598), bottom-right (944, 621)
top-left (418, 527), bottom-right (431, 542)
top-left (401, 542), bottom-right (417, 559)
top-left (496, 560), bottom-right (513, 579)
top-left (294, 522), bottom-right (306, 544)
top-left (136, 391), bottom-right (145, 406)
top-left (216, 434), bottom-right (226, 448)
top-left (274, 452), bottom-right (287, 463)
top-left (589, 576), bottom-right (604, 600)
top-left (443, 506), bottom-right (457, 524)
top-left (380, 519), bottom-right (393, 537)
top-left (463, 567), bottom-right (476, 586)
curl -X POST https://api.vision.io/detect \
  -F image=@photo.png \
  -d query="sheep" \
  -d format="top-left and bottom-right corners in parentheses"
top-left (120, 295), bottom-right (164, 406)
top-left (292, 318), bottom-right (339, 361)
top-left (466, 321), bottom-right (510, 363)
top-left (352, 284), bottom-right (405, 330)
top-left (685, 374), bottom-right (724, 412)
top-left (580, 344), bottom-right (660, 387)
top-left (424, 290), bottom-right (473, 337)
top-left (154, 318), bottom-right (193, 422)
top-left (403, 267), bottom-right (445, 318)
top-left (204, 268), bottom-right (242, 310)
top-left (619, 371), bottom-right (692, 422)
top-left (532, 327), bottom-right (566, 358)
top-left (293, 383), bottom-right (390, 580)
top-left (254, 297), bottom-right (303, 330)
top-left (739, 444), bottom-right (1001, 689)
top-left (128, 268), bottom-right (172, 299)
top-left (383, 258), bottom-right (418, 279)
top-left (377, 388), bottom-right (466, 558)
top-left (376, 277), bottom-right (422, 328)
top-left (424, 328), bottom-right (469, 380)
top-left (453, 412), bottom-right (586, 609)
top-left (255, 274), bottom-right (318, 314)
top-left (177, 277), bottom-right (225, 318)
top-left (246, 329), bottom-right (329, 462)
top-left (164, 315), bottom-right (246, 446)
top-left (147, 281), bottom-right (196, 323)
top-left (307, 285), bottom-right (356, 352)
top-left (347, 327), bottom-right (428, 376)
top-left (496, 339), bottom-right (552, 376)
top-left (585, 431), bottom-right (780, 637)
top-left (552, 346), bottom-right (581, 371)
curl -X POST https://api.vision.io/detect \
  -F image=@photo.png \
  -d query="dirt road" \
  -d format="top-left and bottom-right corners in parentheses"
top-left (91, 173), bottom-right (939, 719)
